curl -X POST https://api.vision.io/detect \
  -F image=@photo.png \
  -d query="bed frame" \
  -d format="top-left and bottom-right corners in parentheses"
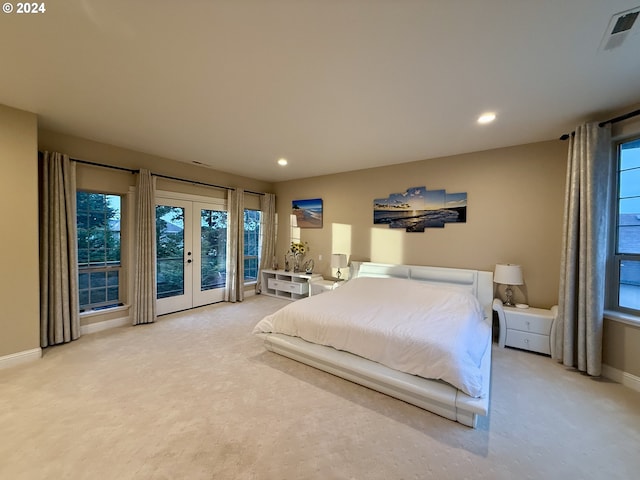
top-left (262, 262), bottom-right (494, 428)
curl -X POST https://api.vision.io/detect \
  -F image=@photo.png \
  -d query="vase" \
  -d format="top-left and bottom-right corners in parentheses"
top-left (293, 253), bottom-right (304, 273)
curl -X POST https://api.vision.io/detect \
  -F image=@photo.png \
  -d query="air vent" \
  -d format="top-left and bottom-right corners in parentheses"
top-left (611, 11), bottom-right (638, 34)
top-left (600, 6), bottom-right (640, 51)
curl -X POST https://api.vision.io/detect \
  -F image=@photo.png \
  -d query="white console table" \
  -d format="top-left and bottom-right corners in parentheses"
top-left (261, 269), bottom-right (322, 300)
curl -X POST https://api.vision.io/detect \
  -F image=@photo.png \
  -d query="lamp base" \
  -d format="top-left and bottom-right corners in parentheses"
top-left (504, 285), bottom-right (515, 307)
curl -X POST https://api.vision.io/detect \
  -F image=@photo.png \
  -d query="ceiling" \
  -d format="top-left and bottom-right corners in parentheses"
top-left (2, 1), bottom-right (640, 182)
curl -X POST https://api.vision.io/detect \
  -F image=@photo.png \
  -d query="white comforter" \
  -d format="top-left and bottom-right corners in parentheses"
top-left (253, 276), bottom-right (490, 397)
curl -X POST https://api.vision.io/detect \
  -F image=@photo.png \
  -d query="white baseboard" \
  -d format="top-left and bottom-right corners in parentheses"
top-left (0, 348), bottom-right (42, 370)
top-left (602, 363), bottom-right (640, 393)
top-left (81, 316), bottom-right (130, 335)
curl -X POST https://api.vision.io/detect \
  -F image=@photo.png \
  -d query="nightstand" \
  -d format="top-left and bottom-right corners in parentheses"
top-left (308, 278), bottom-right (343, 296)
top-left (493, 298), bottom-right (558, 356)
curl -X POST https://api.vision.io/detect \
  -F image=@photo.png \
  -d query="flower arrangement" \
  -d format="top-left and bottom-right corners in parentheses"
top-left (290, 241), bottom-right (309, 255)
top-left (287, 241), bottom-right (309, 272)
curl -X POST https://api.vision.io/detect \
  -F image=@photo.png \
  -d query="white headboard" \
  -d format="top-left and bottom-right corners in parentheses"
top-left (353, 262), bottom-right (494, 319)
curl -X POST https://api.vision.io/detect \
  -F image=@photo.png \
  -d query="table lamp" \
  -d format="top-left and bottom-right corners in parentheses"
top-left (331, 254), bottom-right (348, 280)
top-left (494, 264), bottom-right (523, 307)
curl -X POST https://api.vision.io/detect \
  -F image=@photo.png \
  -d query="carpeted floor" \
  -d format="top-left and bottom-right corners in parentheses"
top-left (1, 295), bottom-right (639, 480)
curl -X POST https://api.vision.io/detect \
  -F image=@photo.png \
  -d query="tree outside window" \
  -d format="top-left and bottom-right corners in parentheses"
top-left (76, 192), bottom-right (121, 311)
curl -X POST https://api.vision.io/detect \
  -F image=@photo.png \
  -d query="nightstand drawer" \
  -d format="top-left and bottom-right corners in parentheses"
top-left (505, 313), bottom-right (553, 335)
top-left (505, 330), bottom-right (551, 355)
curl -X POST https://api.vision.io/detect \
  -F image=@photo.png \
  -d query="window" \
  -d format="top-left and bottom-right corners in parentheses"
top-left (244, 209), bottom-right (261, 282)
top-left (76, 192), bottom-right (122, 312)
top-left (610, 137), bottom-right (640, 315)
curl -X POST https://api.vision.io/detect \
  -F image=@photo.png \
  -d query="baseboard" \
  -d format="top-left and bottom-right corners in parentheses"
top-left (602, 363), bottom-right (640, 393)
top-left (0, 348), bottom-right (42, 370)
top-left (81, 316), bottom-right (130, 335)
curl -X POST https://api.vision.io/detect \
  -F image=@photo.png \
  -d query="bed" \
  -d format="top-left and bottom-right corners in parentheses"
top-left (253, 262), bottom-right (494, 428)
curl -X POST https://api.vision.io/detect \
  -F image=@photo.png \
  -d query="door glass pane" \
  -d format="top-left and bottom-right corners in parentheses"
top-left (244, 210), bottom-right (261, 281)
top-left (156, 205), bottom-right (185, 299)
top-left (200, 209), bottom-right (227, 291)
top-left (620, 260), bottom-right (640, 310)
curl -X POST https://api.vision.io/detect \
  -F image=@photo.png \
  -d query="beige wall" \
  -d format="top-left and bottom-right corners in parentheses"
top-left (275, 133), bottom-right (640, 377)
top-left (275, 140), bottom-right (567, 309)
top-left (39, 129), bottom-right (274, 196)
top-left (604, 319), bottom-right (640, 377)
top-left (0, 105), bottom-right (39, 357)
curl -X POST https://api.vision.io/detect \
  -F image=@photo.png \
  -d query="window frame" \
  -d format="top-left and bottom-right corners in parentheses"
top-left (607, 135), bottom-right (640, 318)
top-left (76, 190), bottom-right (124, 313)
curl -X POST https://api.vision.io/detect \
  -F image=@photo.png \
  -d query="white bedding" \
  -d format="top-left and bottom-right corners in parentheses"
top-left (253, 276), bottom-right (490, 398)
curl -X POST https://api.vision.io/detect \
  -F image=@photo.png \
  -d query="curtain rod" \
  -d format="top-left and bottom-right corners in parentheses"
top-left (154, 172), bottom-right (266, 195)
top-left (559, 108), bottom-right (640, 141)
top-left (69, 156), bottom-right (265, 196)
top-left (74, 158), bottom-right (138, 173)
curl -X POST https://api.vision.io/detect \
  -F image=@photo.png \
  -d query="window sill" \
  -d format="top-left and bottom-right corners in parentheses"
top-left (604, 309), bottom-right (640, 328)
top-left (80, 304), bottom-right (129, 319)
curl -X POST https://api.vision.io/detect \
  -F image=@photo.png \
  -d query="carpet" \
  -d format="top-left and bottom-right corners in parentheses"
top-left (1, 295), bottom-right (639, 479)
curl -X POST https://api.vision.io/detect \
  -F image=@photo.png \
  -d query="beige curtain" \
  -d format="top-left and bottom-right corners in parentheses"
top-left (131, 169), bottom-right (157, 325)
top-left (255, 193), bottom-right (276, 293)
top-left (39, 152), bottom-right (80, 347)
top-left (225, 188), bottom-right (245, 302)
top-left (553, 122), bottom-right (612, 375)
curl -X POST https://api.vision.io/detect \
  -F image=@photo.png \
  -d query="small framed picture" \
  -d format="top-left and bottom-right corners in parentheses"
top-left (292, 198), bottom-right (323, 228)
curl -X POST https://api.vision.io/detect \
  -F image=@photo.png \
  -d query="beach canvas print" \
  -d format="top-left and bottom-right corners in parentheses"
top-left (292, 198), bottom-right (323, 228)
top-left (374, 186), bottom-right (466, 232)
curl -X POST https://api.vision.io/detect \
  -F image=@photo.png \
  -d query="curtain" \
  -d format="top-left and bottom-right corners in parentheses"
top-left (39, 151), bottom-right (80, 347)
top-left (131, 169), bottom-right (157, 325)
top-left (225, 188), bottom-right (245, 302)
top-left (553, 122), bottom-right (612, 375)
top-left (255, 193), bottom-right (276, 293)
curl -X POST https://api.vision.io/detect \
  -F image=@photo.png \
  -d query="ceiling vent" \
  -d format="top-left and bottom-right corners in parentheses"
top-left (600, 7), bottom-right (640, 51)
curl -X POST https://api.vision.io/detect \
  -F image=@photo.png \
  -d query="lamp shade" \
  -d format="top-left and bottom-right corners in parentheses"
top-left (494, 264), bottom-right (523, 285)
top-left (331, 253), bottom-right (348, 268)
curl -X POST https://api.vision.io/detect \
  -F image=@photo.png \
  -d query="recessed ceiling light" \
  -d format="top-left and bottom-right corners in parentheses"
top-left (477, 112), bottom-right (496, 124)
top-left (277, 158), bottom-right (288, 166)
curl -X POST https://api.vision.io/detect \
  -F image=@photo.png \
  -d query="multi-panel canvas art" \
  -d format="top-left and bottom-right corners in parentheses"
top-left (373, 186), bottom-right (467, 232)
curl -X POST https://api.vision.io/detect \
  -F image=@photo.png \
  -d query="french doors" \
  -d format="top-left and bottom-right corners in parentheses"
top-left (156, 195), bottom-right (228, 315)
